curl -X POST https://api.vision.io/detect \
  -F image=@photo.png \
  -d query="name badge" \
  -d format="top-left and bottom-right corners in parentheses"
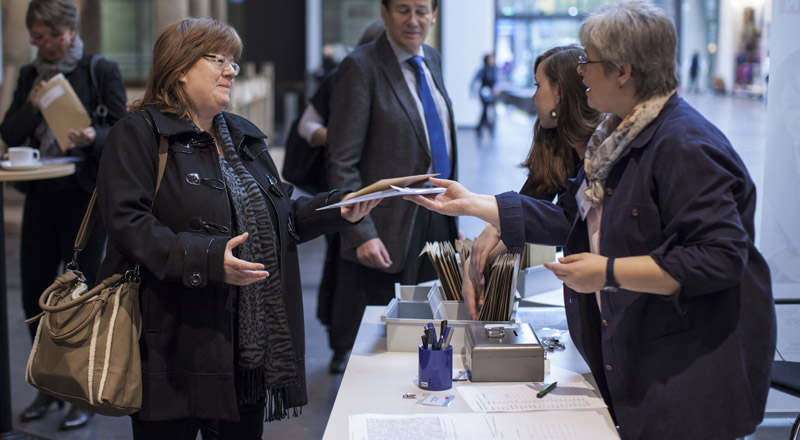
top-left (575, 179), bottom-right (593, 221)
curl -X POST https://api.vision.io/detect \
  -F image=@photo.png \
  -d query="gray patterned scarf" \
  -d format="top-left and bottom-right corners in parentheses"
top-left (214, 114), bottom-right (300, 421)
top-left (583, 91), bottom-right (675, 204)
top-left (32, 35), bottom-right (84, 156)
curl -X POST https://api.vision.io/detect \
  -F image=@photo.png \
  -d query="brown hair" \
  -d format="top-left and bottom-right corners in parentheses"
top-left (26, 0), bottom-right (78, 32)
top-left (521, 46), bottom-right (603, 195)
top-left (132, 18), bottom-right (243, 118)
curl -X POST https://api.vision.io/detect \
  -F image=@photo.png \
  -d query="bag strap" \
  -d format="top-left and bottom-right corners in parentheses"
top-left (69, 133), bottom-right (169, 268)
top-left (89, 55), bottom-right (108, 127)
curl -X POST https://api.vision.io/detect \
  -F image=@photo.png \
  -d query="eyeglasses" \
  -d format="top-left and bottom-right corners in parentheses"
top-left (202, 54), bottom-right (240, 76)
top-left (577, 54), bottom-right (605, 67)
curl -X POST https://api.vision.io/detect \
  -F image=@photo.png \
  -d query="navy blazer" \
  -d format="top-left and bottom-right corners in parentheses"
top-left (496, 94), bottom-right (775, 440)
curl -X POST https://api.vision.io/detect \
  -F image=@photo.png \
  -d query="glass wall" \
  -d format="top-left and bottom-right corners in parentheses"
top-left (495, 0), bottom-right (616, 88)
top-left (102, 0), bottom-right (154, 83)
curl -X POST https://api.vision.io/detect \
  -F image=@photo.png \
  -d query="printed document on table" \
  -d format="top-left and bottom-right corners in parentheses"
top-left (348, 411), bottom-right (619, 440)
top-left (458, 382), bottom-right (607, 412)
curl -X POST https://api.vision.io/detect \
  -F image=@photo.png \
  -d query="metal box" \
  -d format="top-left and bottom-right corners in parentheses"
top-left (463, 323), bottom-right (544, 382)
top-left (381, 284), bottom-right (518, 353)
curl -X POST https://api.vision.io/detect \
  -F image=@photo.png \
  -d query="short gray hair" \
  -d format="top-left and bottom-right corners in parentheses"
top-left (579, 0), bottom-right (678, 100)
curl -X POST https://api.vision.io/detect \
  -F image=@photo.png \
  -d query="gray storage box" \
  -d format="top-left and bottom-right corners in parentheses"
top-left (463, 323), bottom-right (544, 382)
top-left (382, 284), bottom-right (518, 353)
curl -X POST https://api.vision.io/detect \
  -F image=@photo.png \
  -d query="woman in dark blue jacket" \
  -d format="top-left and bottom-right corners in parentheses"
top-left (406, 2), bottom-right (775, 439)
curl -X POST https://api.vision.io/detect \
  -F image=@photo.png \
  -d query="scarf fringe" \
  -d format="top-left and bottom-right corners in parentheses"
top-left (264, 385), bottom-right (303, 422)
top-left (238, 367), bottom-right (302, 422)
top-left (238, 366), bottom-right (266, 406)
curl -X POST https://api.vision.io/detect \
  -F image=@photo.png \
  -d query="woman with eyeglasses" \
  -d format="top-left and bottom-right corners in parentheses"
top-left (95, 18), bottom-right (378, 439)
top-left (0, 0), bottom-right (126, 430)
top-left (406, 2), bottom-right (774, 438)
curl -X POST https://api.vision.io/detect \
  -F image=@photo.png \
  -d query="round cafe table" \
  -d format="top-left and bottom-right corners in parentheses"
top-left (0, 162), bottom-right (76, 439)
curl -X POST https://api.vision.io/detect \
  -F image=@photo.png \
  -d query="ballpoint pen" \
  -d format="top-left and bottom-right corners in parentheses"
top-left (537, 381), bottom-right (557, 398)
top-left (426, 323), bottom-right (437, 350)
top-left (442, 326), bottom-right (453, 349)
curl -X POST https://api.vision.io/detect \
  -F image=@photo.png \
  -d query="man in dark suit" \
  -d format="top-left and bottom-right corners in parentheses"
top-left (325, 0), bottom-right (457, 373)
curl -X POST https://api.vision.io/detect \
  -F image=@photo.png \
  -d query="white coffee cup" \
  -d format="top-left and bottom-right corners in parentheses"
top-left (8, 147), bottom-right (40, 166)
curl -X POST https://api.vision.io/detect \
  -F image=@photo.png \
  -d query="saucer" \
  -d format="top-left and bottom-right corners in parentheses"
top-left (0, 160), bottom-right (43, 171)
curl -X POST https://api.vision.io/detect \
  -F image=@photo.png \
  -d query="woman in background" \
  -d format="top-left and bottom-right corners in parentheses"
top-left (0, 0), bottom-right (126, 430)
top-left (463, 46), bottom-right (602, 318)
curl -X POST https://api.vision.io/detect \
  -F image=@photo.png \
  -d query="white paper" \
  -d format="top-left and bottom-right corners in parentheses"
top-left (316, 186), bottom-right (445, 210)
top-left (40, 82), bottom-right (64, 109)
top-left (458, 382), bottom-right (607, 412)
top-left (348, 411), bottom-right (619, 440)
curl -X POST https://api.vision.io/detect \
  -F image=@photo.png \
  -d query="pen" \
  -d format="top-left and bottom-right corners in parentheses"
top-left (537, 381), bottom-right (557, 398)
top-left (442, 326), bottom-right (453, 349)
top-left (438, 320), bottom-right (448, 350)
top-left (426, 323), bottom-right (437, 350)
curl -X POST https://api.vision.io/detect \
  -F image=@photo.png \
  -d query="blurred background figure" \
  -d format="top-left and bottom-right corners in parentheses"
top-left (282, 19), bottom-right (386, 374)
top-left (0, 0), bottom-right (126, 431)
top-left (313, 43), bottom-right (339, 83)
top-left (689, 51), bottom-right (700, 93)
top-left (472, 52), bottom-right (497, 137)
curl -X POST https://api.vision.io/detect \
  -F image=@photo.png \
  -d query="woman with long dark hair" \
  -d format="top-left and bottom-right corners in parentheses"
top-left (464, 46), bottom-right (602, 316)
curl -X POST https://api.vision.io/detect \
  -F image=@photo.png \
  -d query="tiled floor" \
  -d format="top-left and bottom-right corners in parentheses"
top-left (3, 92), bottom-right (795, 439)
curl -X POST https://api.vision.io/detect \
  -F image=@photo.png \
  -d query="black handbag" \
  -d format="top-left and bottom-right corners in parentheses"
top-left (281, 117), bottom-right (328, 195)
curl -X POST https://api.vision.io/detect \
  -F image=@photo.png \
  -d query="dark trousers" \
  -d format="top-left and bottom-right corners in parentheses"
top-left (327, 209), bottom-right (454, 353)
top-left (21, 190), bottom-right (106, 340)
top-left (477, 97), bottom-right (495, 133)
top-left (130, 402), bottom-right (265, 440)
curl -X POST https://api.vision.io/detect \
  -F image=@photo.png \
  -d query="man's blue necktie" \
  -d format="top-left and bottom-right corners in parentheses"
top-left (407, 55), bottom-right (450, 179)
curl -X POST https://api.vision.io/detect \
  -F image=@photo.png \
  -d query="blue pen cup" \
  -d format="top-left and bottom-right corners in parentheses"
top-left (418, 344), bottom-right (453, 391)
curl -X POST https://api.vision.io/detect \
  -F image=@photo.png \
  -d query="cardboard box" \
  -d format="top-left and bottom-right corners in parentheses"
top-left (463, 323), bottom-right (544, 382)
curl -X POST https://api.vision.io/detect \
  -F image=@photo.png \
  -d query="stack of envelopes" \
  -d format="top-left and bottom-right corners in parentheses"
top-left (478, 253), bottom-right (520, 321)
top-left (421, 241), bottom-right (520, 321)
top-left (419, 241), bottom-right (462, 301)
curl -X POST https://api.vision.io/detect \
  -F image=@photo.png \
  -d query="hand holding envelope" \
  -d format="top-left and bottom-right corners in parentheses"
top-left (316, 174), bottom-right (446, 210)
top-left (35, 73), bottom-right (91, 151)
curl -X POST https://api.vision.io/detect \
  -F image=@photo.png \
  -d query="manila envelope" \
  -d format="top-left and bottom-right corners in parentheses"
top-left (36, 73), bottom-right (91, 151)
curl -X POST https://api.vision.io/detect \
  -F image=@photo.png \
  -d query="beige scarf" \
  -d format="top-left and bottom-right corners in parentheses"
top-left (584, 91), bottom-right (675, 204)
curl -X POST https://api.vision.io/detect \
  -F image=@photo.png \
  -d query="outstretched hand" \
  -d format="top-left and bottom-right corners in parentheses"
top-left (402, 177), bottom-right (473, 217)
top-left (340, 198), bottom-right (381, 223)
top-left (223, 232), bottom-right (270, 286)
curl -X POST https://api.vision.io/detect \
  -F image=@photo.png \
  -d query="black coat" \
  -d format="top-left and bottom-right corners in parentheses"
top-left (0, 53), bottom-right (127, 193)
top-left (97, 107), bottom-right (352, 422)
